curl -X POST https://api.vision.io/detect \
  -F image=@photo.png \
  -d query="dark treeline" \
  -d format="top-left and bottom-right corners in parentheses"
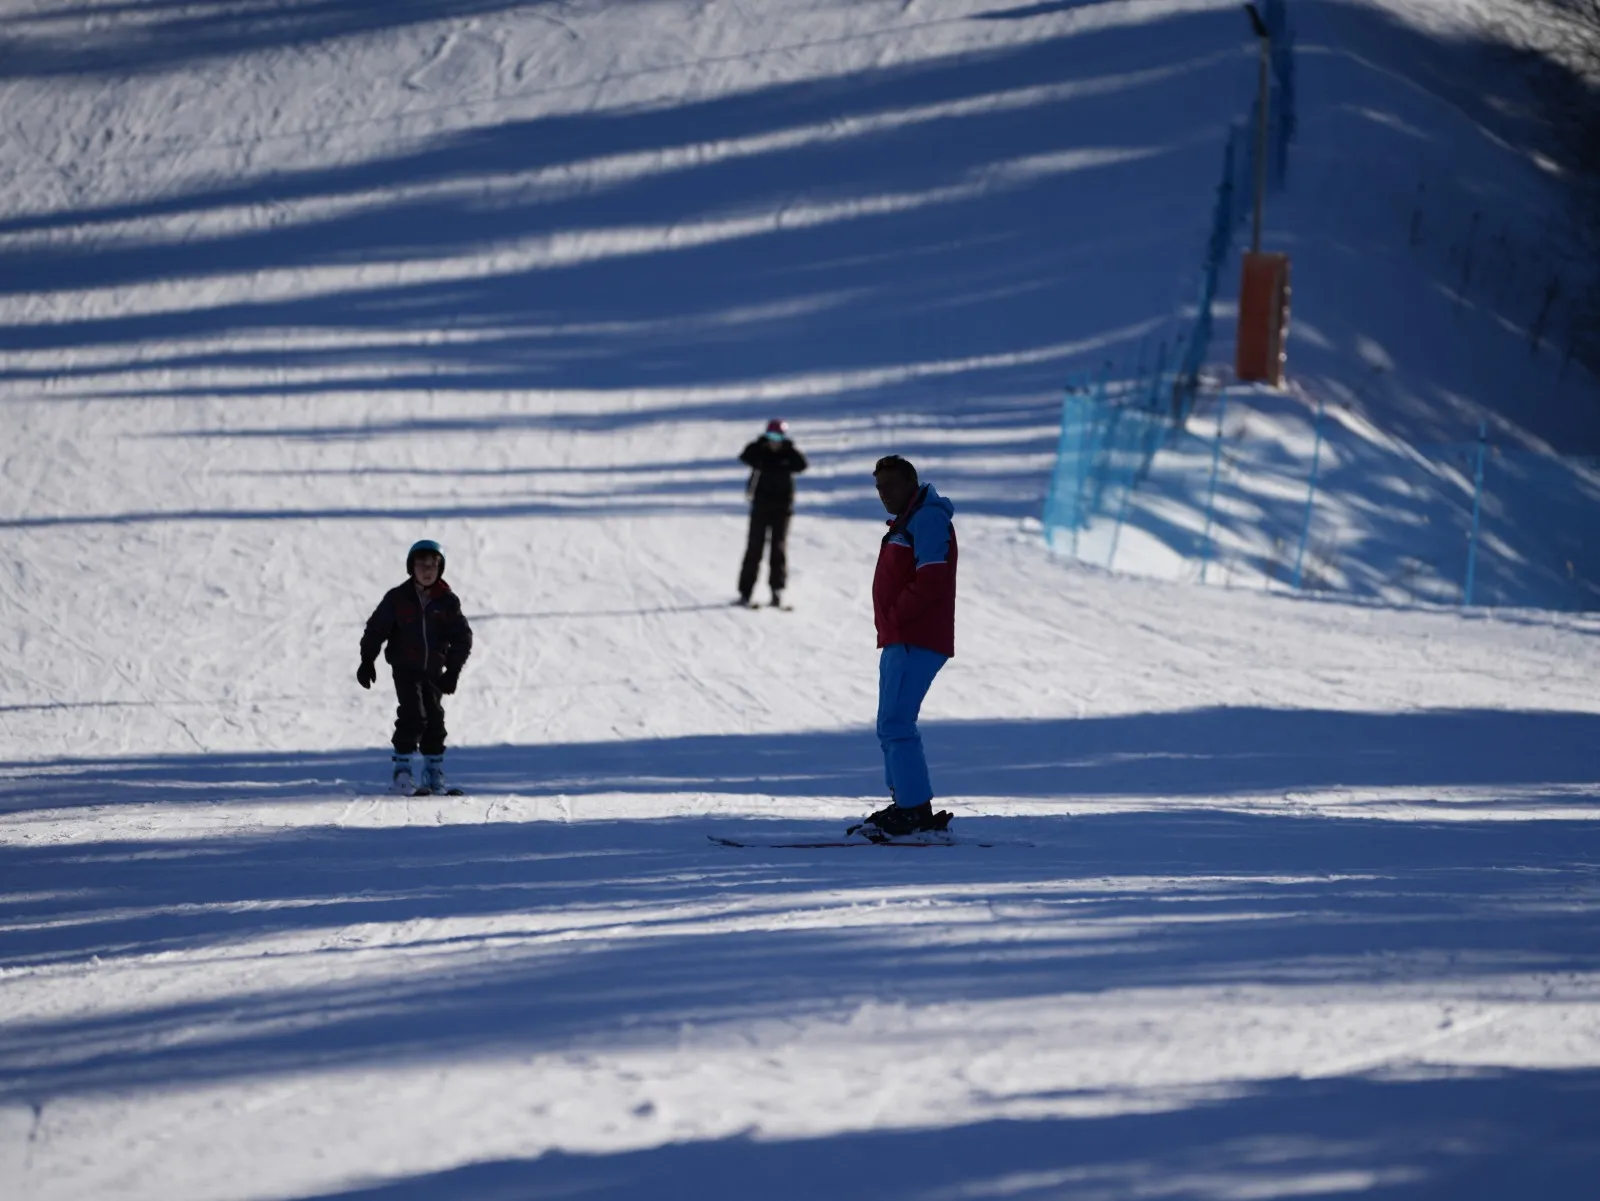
top-left (1509, 0), bottom-right (1600, 377)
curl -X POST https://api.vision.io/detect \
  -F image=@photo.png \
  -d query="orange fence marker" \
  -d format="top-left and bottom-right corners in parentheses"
top-left (1236, 251), bottom-right (1291, 385)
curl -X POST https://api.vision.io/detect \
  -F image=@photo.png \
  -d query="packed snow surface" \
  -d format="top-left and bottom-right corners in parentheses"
top-left (1, 1), bottom-right (1598, 1199)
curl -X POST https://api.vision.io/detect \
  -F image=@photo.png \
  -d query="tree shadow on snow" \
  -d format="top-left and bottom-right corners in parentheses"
top-left (3, 3), bottom-right (1588, 559)
top-left (0, 801), bottom-right (1596, 1199)
top-left (975, 0), bottom-right (1122, 20)
top-left (0, 0), bottom-right (579, 79)
top-left (0, 707), bottom-right (1596, 1114)
top-left (285, 1068), bottom-right (1600, 1200)
top-left (4, 705), bottom-right (1595, 813)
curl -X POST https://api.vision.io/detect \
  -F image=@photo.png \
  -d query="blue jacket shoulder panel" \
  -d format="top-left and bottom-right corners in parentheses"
top-left (906, 485), bottom-right (954, 567)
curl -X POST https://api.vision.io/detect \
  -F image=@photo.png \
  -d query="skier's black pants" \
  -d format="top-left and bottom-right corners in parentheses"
top-left (392, 668), bottom-right (446, 756)
top-left (739, 499), bottom-right (792, 597)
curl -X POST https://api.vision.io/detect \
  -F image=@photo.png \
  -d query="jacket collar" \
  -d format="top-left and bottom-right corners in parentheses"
top-left (882, 485), bottom-right (929, 542)
top-left (406, 578), bottom-right (452, 602)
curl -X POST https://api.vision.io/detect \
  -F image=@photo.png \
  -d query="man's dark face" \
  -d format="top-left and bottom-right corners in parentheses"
top-left (874, 470), bottom-right (917, 516)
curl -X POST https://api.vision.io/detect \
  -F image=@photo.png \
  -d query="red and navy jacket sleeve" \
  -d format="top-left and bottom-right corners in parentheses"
top-left (359, 590), bottom-right (396, 666)
top-left (441, 598), bottom-right (473, 671)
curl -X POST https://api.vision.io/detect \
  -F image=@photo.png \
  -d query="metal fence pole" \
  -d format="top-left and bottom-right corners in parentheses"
top-left (1070, 376), bottom-right (1093, 560)
top-left (1043, 383), bottom-right (1071, 552)
top-left (1464, 421), bottom-right (1487, 606)
top-left (1245, 4), bottom-right (1272, 254)
top-left (1291, 392), bottom-right (1325, 590)
top-left (1106, 408), bottom-right (1132, 571)
top-left (1078, 364), bottom-right (1111, 556)
top-left (1199, 390), bottom-right (1230, 583)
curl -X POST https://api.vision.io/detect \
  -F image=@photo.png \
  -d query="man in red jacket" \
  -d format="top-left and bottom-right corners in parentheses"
top-left (850, 455), bottom-right (958, 840)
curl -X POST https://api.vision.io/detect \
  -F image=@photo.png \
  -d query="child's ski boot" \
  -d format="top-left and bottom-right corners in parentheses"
top-left (415, 753), bottom-right (464, 797)
top-left (390, 753), bottom-right (416, 795)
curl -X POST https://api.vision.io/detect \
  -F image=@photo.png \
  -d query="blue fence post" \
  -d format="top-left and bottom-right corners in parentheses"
top-left (1042, 382), bottom-right (1072, 551)
top-left (1078, 364), bottom-right (1111, 552)
top-left (1108, 344), bottom-right (1170, 571)
top-left (1044, 373), bottom-right (1095, 556)
top-left (1106, 405), bottom-right (1133, 571)
top-left (1142, 340), bottom-right (1171, 464)
top-left (1068, 372), bottom-right (1095, 560)
top-left (1464, 421), bottom-right (1487, 606)
top-left (1144, 340), bottom-right (1169, 412)
top-left (1291, 392), bottom-right (1325, 590)
top-left (1199, 390), bottom-right (1230, 584)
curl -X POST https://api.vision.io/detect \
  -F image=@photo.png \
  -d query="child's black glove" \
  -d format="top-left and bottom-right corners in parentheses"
top-left (356, 661), bottom-right (376, 689)
top-left (437, 666), bottom-right (460, 695)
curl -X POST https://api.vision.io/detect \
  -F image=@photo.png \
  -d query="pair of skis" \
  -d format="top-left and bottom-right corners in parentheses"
top-left (713, 806), bottom-right (963, 849)
top-left (708, 834), bottom-right (979, 849)
top-left (710, 811), bottom-right (1036, 849)
top-left (391, 782), bottom-right (465, 797)
top-left (710, 827), bottom-right (1010, 850)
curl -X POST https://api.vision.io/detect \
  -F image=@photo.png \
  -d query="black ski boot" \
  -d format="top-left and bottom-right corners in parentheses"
top-left (847, 801), bottom-right (952, 842)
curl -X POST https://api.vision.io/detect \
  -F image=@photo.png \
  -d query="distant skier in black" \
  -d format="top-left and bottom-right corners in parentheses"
top-left (737, 419), bottom-right (808, 608)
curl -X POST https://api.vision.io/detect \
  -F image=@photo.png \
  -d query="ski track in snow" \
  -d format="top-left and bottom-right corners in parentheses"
top-left (1, 1), bottom-right (1599, 1199)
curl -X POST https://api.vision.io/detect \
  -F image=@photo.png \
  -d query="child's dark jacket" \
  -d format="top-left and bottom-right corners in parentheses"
top-left (361, 580), bottom-right (473, 676)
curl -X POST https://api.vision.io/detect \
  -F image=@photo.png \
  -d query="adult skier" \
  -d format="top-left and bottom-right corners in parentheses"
top-left (736, 418), bottom-right (808, 608)
top-left (356, 539), bottom-right (474, 795)
top-left (850, 454), bottom-right (958, 840)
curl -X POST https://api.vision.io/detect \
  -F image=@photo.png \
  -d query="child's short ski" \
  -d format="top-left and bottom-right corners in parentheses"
top-left (414, 786), bottom-right (466, 797)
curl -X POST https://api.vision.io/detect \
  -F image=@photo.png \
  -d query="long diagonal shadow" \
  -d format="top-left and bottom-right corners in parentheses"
top-left (5, 706), bottom-right (1597, 811)
top-left (284, 1070), bottom-right (1600, 1200)
top-left (1, 705), bottom-right (1595, 1200)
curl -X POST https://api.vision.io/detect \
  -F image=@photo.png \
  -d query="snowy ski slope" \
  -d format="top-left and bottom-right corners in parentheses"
top-left (2, 1), bottom-right (1599, 1198)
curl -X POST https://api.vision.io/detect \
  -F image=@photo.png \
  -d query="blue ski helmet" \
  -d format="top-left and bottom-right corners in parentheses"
top-left (406, 539), bottom-right (445, 576)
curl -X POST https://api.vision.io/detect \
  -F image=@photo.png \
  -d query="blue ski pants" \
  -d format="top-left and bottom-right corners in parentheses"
top-left (876, 643), bottom-right (948, 809)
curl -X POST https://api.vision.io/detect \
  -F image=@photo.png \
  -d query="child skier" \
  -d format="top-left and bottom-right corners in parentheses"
top-left (356, 539), bottom-right (474, 795)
